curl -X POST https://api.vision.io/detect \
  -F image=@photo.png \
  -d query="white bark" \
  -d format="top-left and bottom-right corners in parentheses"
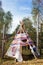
top-left (2, 24), bottom-right (5, 58)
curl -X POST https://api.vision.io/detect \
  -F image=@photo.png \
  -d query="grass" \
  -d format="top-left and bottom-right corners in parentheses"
top-left (0, 53), bottom-right (43, 64)
top-left (1, 58), bottom-right (43, 65)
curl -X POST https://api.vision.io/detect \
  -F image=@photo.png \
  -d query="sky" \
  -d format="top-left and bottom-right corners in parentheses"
top-left (2, 0), bottom-right (32, 34)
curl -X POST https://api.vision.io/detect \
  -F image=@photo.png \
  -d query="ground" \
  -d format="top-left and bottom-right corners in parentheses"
top-left (0, 54), bottom-right (43, 65)
top-left (1, 59), bottom-right (43, 65)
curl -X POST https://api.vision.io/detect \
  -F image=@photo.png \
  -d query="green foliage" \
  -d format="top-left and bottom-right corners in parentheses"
top-left (5, 38), bottom-right (13, 52)
top-left (0, 6), bottom-right (12, 34)
top-left (32, 0), bottom-right (43, 48)
top-left (0, 1), bottom-right (12, 52)
top-left (22, 18), bottom-right (33, 32)
top-left (22, 18), bottom-right (36, 42)
top-left (0, 7), bottom-right (5, 31)
top-left (13, 25), bottom-right (20, 35)
top-left (32, 0), bottom-right (43, 24)
top-left (4, 11), bottom-right (12, 33)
